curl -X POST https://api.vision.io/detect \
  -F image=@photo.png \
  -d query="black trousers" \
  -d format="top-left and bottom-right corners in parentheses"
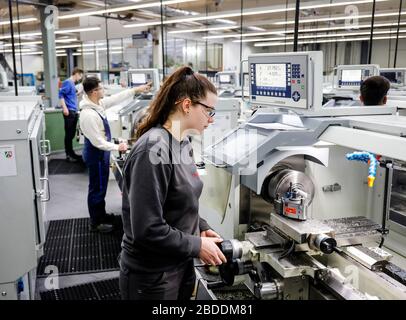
top-left (119, 260), bottom-right (196, 300)
top-left (63, 110), bottom-right (78, 157)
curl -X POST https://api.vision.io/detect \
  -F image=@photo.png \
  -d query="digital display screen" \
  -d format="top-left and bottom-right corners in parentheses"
top-left (219, 74), bottom-right (231, 83)
top-left (255, 64), bottom-right (287, 89)
top-left (131, 73), bottom-right (147, 84)
top-left (380, 71), bottom-right (398, 83)
top-left (341, 69), bottom-right (362, 83)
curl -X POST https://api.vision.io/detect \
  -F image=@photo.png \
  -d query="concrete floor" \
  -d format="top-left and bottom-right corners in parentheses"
top-left (45, 152), bottom-right (122, 221)
top-left (36, 152), bottom-right (122, 299)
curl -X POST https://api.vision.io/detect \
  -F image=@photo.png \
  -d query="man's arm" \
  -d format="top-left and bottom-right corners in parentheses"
top-left (60, 98), bottom-right (69, 116)
top-left (102, 83), bottom-right (152, 109)
top-left (59, 82), bottom-right (69, 116)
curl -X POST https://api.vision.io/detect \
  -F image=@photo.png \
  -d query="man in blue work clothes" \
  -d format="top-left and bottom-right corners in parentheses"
top-left (80, 77), bottom-right (151, 233)
top-left (59, 67), bottom-right (84, 162)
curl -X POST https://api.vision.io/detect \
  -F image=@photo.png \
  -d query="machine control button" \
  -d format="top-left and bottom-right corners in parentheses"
top-left (292, 91), bottom-right (301, 102)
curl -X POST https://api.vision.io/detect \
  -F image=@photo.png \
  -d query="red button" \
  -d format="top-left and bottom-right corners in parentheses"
top-left (292, 80), bottom-right (296, 84)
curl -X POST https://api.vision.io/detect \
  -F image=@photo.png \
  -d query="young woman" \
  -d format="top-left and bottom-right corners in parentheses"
top-left (119, 66), bottom-right (227, 300)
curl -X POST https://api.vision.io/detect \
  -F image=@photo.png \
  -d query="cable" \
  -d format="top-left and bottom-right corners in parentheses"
top-left (278, 240), bottom-right (295, 260)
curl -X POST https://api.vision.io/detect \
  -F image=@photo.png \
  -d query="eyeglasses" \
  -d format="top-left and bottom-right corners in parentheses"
top-left (195, 101), bottom-right (216, 117)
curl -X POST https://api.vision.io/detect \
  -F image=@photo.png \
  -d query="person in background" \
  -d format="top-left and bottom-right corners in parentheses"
top-left (119, 66), bottom-right (227, 300)
top-left (360, 75), bottom-right (390, 106)
top-left (79, 77), bottom-right (151, 233)
top-left (59, 67), bottom-right (84, 162)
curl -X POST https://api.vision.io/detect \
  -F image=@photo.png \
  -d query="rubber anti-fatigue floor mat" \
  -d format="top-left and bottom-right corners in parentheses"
top-left (48, 159), bottom-right (87, 175)
top-left (37, 217), bottom-right (123, 277)
top-left (39, 278), bottom-right (120, 300)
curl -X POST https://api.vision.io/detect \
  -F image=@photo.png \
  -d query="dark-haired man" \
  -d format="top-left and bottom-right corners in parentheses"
top-left (59, 67), bottom-right (84, 161)
top-left (79, 77), bottom-right (151, 233)
top-left (360, 75), bottom-right (390, 106)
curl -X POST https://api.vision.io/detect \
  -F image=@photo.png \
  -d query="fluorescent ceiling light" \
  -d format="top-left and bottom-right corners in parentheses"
top-left (168, 25), bottom-right (239, 34)
top-left (248, 26), bottom-right (267, 32)
top-left (3, 41), bottom-right (42, 47)
top-left (3, 38), bottom-right (76, 47)
top-left (81, 0), bottom-right (108, 7)
top-left (2, 48), bottom-right (33, 53)
top-left (59, 0), bottom-right (198, 20)
top-left (55, 27), bottom-right (101, 34)
top-left (0, 17), bottom-right (37, 26)
top-left (234, 28), bottom-right (406, 43)
top-left (274, 10), bottom-right (406, 25)
top-left (0, 32), bottom-right (41, 40)
top-left (124, 21), bottom-right (162, 28)
top-left (78, 47), bottom-right (123, 52)
top-left (215, 19), bottom-right (237, 25)
top-left (15, 51), bottom-right (43, 56)
top-left (55, 38), bottom-right (78, 43)
top-left (254, 34), bottom-right (406, 47)
top-left (203, 21), bottom-right (406, 40)
top-left (123, 0), bottom-right (389, 28)
top-left (0, 27), bottom-right (101, 40)
top-left (80, 42), bottom-right (107, 47)
top-left (55, 44), bottom-right (83, 49)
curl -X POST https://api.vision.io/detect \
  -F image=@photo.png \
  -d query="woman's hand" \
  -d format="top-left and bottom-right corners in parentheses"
top-left (198, 237), bottom-right (227, 266)
top-left (201, 229), bottom-right (221, 238)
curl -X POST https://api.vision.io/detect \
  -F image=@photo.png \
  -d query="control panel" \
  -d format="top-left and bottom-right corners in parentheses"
top-left (380, 68), bottom-right (406, 88)
top-left (127, 68), bottom-right (160, 91)
top-left (216, 71), bottom-right (240, 88)
top-left (248, 52), bottom-right (323, 110)
top-left (336, 65), bottom-right (379, 91)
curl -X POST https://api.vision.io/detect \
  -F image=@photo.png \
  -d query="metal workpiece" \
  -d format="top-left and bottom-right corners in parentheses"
top-left (264, 169), bottom-right (315, 221)
top-left (218, 259), bottom-right (254, 287)
top-left (270, 213), bottom-right (335, 244)
top-left (265, 169), bottom-right (315, 204)
top-left (245, 230), bottom-right (287, 249)
top-left (219, 239), bottom-right (244, 261)
top-left (312, 234), bottom-right (337, 254)
top-left (253, 280), bottom-right (284, 300)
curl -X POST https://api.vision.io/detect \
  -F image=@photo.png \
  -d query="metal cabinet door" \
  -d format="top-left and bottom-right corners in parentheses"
top-left (29, 110), bottom-right (50, 257)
